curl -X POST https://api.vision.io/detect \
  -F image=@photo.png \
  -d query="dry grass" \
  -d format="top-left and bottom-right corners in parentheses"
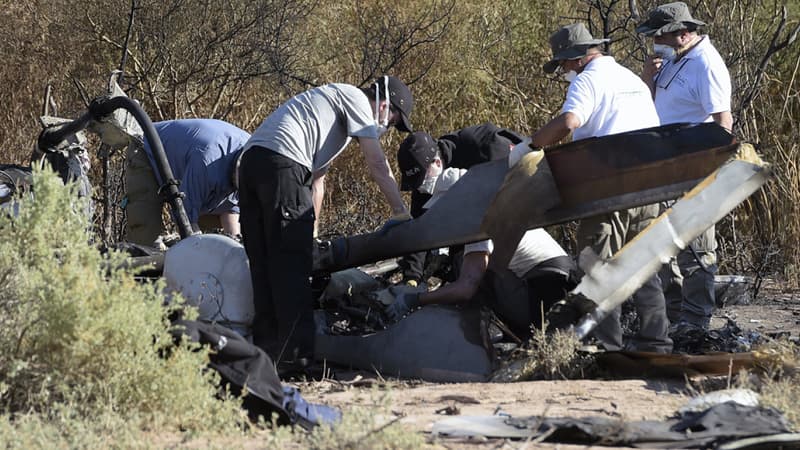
top-left (2, 0), bottom-right (799, 285)
top-left (732, 338), bottom-right (800, 430)
top-left (491, 327), bottom-right (594, 382)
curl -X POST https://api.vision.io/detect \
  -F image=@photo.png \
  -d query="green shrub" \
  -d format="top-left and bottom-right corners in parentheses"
top-left (0, 167), bottom-right (243, 434)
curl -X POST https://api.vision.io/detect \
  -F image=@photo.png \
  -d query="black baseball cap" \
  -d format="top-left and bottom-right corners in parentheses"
top-left (379, 75), bottom-right (414, 133)
top-left (397, 131), bottom-right (438, 191)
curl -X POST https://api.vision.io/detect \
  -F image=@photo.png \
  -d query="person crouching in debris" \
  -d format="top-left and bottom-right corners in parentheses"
top-left (386, 166), bottom-right (577, 338)
top-left (395, 124), bottom-right (523, 286)
top-left (519, 23), bottom-right (673, 353)
top-left (125, 119), bottom-right (250, 245)
top-left (238, 76), bottom-right (414, 373)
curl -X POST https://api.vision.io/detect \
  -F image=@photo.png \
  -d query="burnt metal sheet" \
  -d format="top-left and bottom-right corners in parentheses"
top-left (596, 351), bottom-right (759, 378)
top-left (544, 122), bottom-right (736, 207)
top-left (314, 122), bottom-right (737, 273)
top-left (314, 156), bottom-right (510, 274)
top-left (481, 150), bottom-right (560, 270)
top-left (314, 305), bottom-right (493, 382)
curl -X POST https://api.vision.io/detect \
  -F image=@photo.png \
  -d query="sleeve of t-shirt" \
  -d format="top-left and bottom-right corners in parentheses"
top-left (207, 195), bottom-right (239, 216)
top-left (465, 239), bottom-right (494, 255)
top-left (180, 152), bottom-right (210, 224)
top-left (340, 87), bottom-right (380, 139)
top-left (560, 76), bottom-right (595, 127)
top-left (697, 60), bottom-right (732, 115)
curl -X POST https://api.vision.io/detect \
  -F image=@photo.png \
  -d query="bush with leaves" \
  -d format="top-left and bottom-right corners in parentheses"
top-left (0, 168), bottom-right (243, 433)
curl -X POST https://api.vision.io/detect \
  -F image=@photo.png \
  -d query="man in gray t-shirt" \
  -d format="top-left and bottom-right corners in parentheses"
top-left (238, 76), bottom-right (414, 371)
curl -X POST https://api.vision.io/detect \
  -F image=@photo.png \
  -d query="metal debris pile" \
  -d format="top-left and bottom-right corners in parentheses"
top-left (670, 318), bottom-right (764, 354)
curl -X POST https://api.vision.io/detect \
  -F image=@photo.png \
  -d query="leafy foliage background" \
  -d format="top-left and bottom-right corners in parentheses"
top-left (1, 1), bottom-right (800, 444)
top-left (1, 0), bottom-right (799, 278)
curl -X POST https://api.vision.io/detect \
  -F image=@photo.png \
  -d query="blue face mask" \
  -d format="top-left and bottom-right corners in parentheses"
top-left (562, 70), bottom-right (578, 82)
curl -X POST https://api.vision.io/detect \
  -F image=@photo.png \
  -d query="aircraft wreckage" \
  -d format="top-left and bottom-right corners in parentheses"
top-left (19, 78), bottom-right (771, 382)
top-left (309, 123), bottom-right (770, 382)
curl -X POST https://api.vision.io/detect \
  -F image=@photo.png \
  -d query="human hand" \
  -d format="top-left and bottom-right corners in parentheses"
top-left (378, 212), bottom-right (412, 236)
top-left (643, 55), bottom-right (663, 80)
top-left (385, 291), bottom-right (421, 322)
top-left (508, 137), bottom-right (537, 168)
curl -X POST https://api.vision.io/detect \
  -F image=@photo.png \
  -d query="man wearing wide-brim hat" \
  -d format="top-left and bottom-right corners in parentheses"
top-left (637, 2), bottom-right (732, 336)
top-left (517, 23), bottom-right (673, 353)
top-left (636, 1), bottom-right (732, 130)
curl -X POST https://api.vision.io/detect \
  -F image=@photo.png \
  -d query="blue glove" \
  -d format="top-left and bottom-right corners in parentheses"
top-left (378, 212), bottom-right (412, 236)
top-left (386, 292), bottom-right (421, 322)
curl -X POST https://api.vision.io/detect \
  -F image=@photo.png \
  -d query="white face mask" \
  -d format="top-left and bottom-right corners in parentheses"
top-left (653, 43), bottom-right (676, 60)
top-left (374, 75), bottom-right (390, 133)
top-left (417, 161), bottom-right (443, 195)
top-left (562, 70), bottom-right (578, 82)
top-left (418, 175), bottom-right (437, 194)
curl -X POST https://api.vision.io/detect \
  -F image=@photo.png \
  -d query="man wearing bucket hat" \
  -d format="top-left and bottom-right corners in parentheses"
top-left (636, 2), bottom-right (732, 131)
top-left (238, 76), bottom-right (414, 373)
top-left (395, 123), bottom-right (524, 286)
top-left (523, 23), bottom-right (672, 353)
top-left (637, 2), bottom-right (732, 333)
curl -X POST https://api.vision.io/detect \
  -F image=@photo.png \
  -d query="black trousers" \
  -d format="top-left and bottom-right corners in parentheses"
top-left (482, 255), bottom-right (577, 338)
top-left (238, 148), bottom-right (315, 362)
top-left (398, 190), bottom-right (431, 282)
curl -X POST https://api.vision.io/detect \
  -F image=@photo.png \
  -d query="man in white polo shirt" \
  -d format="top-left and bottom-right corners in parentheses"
top-left (637, 2), bottom-right (732, 331)
top-left (524, 23), bottom-right (672, 353)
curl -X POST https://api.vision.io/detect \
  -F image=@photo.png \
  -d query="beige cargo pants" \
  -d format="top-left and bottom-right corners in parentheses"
top-left (125, 142), bottom-right (162, 246)
top-left (577, 204), bottom-right (673, 353)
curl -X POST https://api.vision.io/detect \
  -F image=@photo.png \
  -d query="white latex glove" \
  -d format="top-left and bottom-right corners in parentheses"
top-left (508, 137), bottom-right (533, 168)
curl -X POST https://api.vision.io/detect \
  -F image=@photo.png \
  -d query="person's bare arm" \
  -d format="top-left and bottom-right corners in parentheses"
top-left (311, 169), bottom-right (328, 236)
top-left (219, 212), bottom-right (240, 236)
top-left (357, 136), bottom-right (407, 215)
top-left (419, 251), bottom-right (489, 306)
top-left (531, 112), bottom-right (582, 148)
top-left (712, 111), bottom-right (733, 132)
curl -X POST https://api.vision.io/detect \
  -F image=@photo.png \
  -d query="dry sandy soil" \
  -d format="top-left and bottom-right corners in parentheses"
top-left (295, 281), bottom-right (800, 449)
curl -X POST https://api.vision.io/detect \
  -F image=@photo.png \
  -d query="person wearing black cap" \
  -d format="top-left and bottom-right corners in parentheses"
top-left (395, 123), bottom-right (523, 285)
top-left (237, 76), bottom-right (414, 372)
top-left (386, 165), bottom-right (577, 339)
top-left (637, 2), bottom-right (731, 333)
top-left (523, 23), bottom-right (672, 353)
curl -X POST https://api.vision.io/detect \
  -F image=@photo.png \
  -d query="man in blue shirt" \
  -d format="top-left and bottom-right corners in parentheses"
top-left (125, 119), bottom-right (250, 245)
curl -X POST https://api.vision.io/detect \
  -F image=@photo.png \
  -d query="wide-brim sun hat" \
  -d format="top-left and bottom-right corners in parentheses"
top-left (635, 2), bottom-right (706, 37)
top-left (543, 23), bottom-right (609, 74)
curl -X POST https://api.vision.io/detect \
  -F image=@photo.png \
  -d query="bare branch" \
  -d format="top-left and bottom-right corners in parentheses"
top-left (737, 5), bottom-right (800, 119)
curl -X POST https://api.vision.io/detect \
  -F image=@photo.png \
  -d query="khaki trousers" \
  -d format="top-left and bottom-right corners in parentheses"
top-left (125, 143), bottom-right (162, 246)
top-left (577, 204), bottom-right (673, 353)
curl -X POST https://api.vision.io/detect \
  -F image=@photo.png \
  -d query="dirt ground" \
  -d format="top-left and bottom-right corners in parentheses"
top-left (296, 280), bottom-right (800, 449)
